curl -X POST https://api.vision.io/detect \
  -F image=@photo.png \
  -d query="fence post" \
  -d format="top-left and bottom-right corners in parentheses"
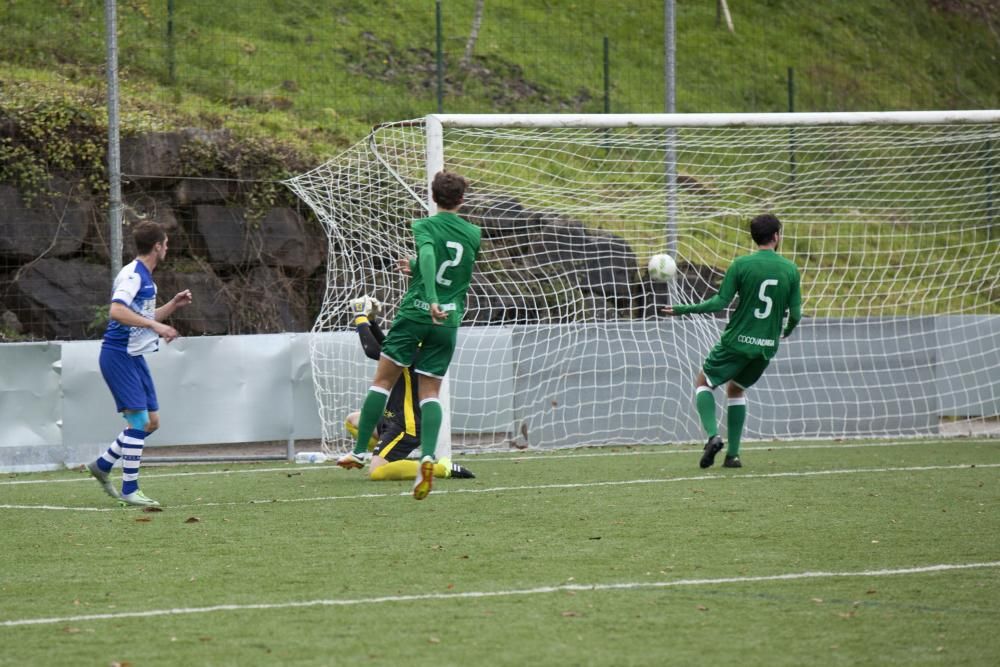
top-left (435, 0), bottom-right (444, 113)
top-left (167, 0), bottom-right (176, 84)
top-left (987, 138), bottom-right (995, 241)
top-left (603, 36), bottom-right (610, 114)
top-left (664, 0), bottom-right (677, 260)
top-left (105, 0), bottom-right (123, 280)
top-left (788, 66), bottom-right (797, 186)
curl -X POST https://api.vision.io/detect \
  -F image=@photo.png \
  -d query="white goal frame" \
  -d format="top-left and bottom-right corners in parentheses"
top-left (289, 110), bottom-right (1000, 453)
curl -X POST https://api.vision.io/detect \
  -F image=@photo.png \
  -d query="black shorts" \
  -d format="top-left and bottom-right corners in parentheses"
top-left (372, 421), bottom-right (420, 462)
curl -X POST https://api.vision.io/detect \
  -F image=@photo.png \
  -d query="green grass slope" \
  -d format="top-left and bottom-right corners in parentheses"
top-left (1, 1), bottom-right (997, 318)
top-left (0, 0), bottom-right (997, 154)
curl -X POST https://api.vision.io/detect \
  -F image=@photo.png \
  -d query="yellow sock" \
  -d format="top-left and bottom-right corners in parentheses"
top-left (370, 460), bottom-right (449, 480)
top-left (344, 419), bottom-right (378, 451)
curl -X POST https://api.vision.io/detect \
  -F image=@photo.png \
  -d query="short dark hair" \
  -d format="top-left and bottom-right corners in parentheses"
top-left (132, 221), bottom-right (167, 255)
top-left (749, 213), bottom-right (782, 245)
top-left (431, 170), bottom-right (468, 209)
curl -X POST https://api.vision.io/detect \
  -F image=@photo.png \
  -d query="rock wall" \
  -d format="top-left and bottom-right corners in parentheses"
top-left (460, 197), bottom-right (721, 326)
top-left (0, 130), bottom-right (327, 340)
top-left (0, 130), bottom-right (722, 341)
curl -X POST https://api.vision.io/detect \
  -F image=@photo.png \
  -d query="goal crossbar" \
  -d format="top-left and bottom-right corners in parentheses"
top-left (430, 110), bottom-right (1000, 129)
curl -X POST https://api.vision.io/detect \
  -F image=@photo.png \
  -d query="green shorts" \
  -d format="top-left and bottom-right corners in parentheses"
top-left (380, 316), bottom-right (458, 378)
top-left (702, 343), bottom-right (771, 390)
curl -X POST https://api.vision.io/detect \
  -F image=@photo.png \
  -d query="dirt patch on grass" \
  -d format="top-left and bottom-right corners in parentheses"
top-left (342, 32), bottom-right (594, 112)
top-left (928, 0), bottom-right (1000, 34)
top-left (928, 0), bottom-right (999, 19)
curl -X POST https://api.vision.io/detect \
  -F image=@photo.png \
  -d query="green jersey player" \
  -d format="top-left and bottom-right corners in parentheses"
top-left (338, 170), bottom-right (481, 500)
top-left (663, 213), bottom-right (802, 469)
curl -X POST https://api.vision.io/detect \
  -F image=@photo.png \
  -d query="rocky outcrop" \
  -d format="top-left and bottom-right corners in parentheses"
top-left (461, 195), bottom-right (719, 325)
top-left (190, 205), bottom-right (323, 275)
top-left (0, 127), bottom-right (722, 340)
top-left (120, 129), bottom-right (230, 182)
top-left (0, 178), bottom-right (93, 260)
top-left (8, 258), bottom-right (109, 339)
top-left (1, 129), bottom-right (327, 340)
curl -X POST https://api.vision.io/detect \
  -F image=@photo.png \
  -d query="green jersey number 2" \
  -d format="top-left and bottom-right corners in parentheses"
top-left (754, 279), bottom-right (779, 319)
top-left (435, 241), bottom-right (464, 286)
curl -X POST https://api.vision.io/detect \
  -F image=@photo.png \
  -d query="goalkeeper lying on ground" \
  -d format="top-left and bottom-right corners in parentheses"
top-left (344, 295), bottom-right (475, 481)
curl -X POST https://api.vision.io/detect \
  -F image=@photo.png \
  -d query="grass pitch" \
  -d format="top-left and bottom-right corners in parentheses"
top-left (2, 437), bottom-right (999, 666)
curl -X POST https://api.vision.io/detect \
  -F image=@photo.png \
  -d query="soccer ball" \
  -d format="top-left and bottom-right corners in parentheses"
top-left (647, 253), bottom-right (677, 282)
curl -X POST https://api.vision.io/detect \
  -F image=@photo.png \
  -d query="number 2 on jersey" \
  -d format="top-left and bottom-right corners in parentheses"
top-left (435, 241), bottom-right (463, 286)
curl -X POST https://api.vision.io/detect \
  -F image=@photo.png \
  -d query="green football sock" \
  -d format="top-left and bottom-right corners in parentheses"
top-left (419, 398), bottom-right (443, 460)
top-left (354, 389), bottom-right (388, 454)
top-left (695, 388), bottom-right (718, 438)
top-left (727, 399), bottom-right (747, 456)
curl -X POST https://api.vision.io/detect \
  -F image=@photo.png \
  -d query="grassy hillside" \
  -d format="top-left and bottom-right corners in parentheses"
top-left (0, 0), bottom-right (997, 156)
top-left (1, 1), bottom-right (997, 319)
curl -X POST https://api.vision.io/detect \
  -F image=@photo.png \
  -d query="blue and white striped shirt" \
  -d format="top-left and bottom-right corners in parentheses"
top-left (102, 259), bottom-right (159, 356)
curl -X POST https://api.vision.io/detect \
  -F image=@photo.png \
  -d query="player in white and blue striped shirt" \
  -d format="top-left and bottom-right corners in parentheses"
top-left (86, 221), bottom-right (192, 506)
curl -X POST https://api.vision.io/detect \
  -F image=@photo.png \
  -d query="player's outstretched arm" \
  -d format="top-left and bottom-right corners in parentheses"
top-left (662, 263), bottom-right (739, 317)
top-left (368, 317), bottom-right (386, 345)
top-left (660, 292), bottom-right (730, 317)
top-left (154, 289), bottom-right (193, 322)
top-left (350, 296), bottom-right (384, 359)
top-left (356, 321), bottom-right (382, 360)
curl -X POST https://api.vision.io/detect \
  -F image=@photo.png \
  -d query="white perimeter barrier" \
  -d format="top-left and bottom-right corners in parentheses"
top-left (0, 334), bottom-right (322, 472)
top-left (2, 317), bottom-right (998, 472)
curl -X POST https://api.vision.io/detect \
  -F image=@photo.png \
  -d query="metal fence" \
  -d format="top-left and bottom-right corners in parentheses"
top-left (1, 1), bottom-right (998, 343)
top-left (5, 1), bottom-right (996, 122)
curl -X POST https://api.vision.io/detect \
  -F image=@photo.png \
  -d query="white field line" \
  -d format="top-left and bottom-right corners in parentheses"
top-left (3, 561), bottom-right (998, 629)
top-left (3, 462), bottom-right (998, 512)
top-left (2, 437), bottom-right (997, 487)
top-left (0, 504), bottom-right (112, 512)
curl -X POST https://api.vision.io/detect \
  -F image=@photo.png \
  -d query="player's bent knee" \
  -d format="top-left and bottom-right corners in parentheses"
top-left (124, 410), bottom-right (151, 432)
top-left (367, 457), bottom-right (387, 481)
top-left (344, 417), bottom-right (359, 439)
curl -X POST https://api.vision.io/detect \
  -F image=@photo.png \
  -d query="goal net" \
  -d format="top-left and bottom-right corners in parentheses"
top-left (286, 112), bottom-right (1000, 452)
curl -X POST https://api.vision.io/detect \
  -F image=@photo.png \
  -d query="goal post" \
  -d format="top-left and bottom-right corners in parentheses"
top-left (287, 111), bottom-right (1000, 453)
top-left (424, 114), bottom-right (453, 459)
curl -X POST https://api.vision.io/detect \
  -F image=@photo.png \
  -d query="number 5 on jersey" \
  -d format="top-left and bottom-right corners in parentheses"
top-left (754, 279), bottom-right (778, 319)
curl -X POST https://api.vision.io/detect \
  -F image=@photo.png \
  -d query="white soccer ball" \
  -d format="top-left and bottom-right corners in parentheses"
top-left (648, 253), bottom-right (677, 282)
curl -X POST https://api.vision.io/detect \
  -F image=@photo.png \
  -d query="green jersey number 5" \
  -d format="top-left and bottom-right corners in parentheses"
top-left (435, 241), bottom-right (464, 286)
top-left (754, 279), bottom-right (779, 319)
